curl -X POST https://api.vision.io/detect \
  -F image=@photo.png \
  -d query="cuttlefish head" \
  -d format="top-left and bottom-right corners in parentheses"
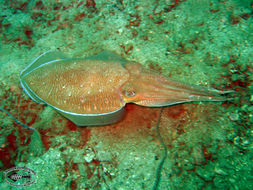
top-left (120, 62), bottom-right (233, 107)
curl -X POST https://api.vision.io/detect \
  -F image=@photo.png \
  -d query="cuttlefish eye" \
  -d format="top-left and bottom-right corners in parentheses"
top-left (124, 90), bottom-right (136, 97)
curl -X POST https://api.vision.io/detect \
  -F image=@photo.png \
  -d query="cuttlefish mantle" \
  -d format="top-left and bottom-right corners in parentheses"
top-left (20, 51), bottom-right (233, 126)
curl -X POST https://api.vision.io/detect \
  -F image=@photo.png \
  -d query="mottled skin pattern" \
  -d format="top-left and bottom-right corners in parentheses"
top-left (25, 59), bottom-right (129, 114)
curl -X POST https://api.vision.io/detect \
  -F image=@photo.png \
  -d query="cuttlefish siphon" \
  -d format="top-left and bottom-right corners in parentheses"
top-left (20, 51), bottom-right (232, 126)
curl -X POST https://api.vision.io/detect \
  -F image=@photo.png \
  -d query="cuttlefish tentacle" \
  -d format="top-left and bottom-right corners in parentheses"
top-left (120, 62), bottom-right (232, 107)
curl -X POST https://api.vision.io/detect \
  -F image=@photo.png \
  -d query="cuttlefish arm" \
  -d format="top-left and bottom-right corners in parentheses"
top-left (120, 62), bottom-right (233, 107)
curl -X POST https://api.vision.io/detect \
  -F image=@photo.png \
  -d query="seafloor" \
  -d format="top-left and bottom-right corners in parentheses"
top-left (0, 0), bottom-right (252, 189)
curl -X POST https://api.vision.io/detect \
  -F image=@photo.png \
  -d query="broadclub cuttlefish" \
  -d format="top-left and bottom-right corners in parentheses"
top-left (20, 51), bottom-right (233, 126)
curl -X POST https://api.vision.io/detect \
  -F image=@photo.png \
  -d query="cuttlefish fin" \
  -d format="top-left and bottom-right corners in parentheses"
top-left (86, 51), bottom-right (128, 63)
top-left (20, 51), bottom-right (68, 103)
top-left (20, 51), bottom-right (68, 77)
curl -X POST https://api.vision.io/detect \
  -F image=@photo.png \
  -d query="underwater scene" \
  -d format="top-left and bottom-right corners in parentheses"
top-left (0, 0), bottom-right (252, 189)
